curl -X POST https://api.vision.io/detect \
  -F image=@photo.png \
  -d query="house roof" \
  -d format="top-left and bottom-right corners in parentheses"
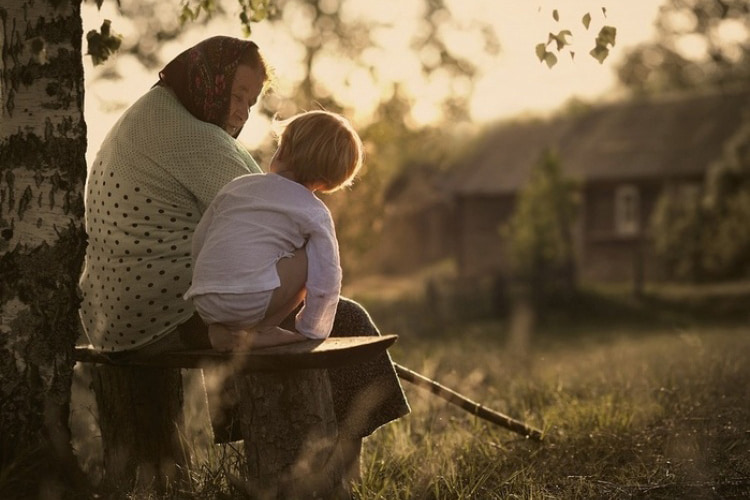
top-left (453, 87), bottom-right (750, 195)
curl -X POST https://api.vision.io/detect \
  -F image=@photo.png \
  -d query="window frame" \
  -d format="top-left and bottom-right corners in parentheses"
top-left (614, 184), bottom-right (640, 236)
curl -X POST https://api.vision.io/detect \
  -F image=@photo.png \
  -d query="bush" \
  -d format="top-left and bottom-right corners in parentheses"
top-left (652, 122), bottom-right (750, 281)
top-left (502, 149), bottom-right (580, 304)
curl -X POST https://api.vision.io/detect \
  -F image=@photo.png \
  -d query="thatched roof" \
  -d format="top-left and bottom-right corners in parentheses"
top-left (454, 87), bottom-right (750, 196)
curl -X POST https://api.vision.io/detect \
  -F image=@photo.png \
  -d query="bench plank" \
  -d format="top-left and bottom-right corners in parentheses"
top-left (74, 334), bottom-right (398, 371)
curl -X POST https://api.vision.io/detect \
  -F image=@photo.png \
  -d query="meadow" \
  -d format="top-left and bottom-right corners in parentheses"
top-left (70, 278), bottom-right (750, 499)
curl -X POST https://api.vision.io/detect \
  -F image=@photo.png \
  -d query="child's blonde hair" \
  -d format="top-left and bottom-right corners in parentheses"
top-left (274, 110), bottom-right (364, 193)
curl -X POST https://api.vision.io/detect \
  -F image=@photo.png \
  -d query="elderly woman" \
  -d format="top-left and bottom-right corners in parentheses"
top-left (79, 35), bottom-right (409, 482)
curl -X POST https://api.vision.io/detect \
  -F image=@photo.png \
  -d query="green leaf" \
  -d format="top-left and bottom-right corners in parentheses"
top-left (598, 25), bottom-right (617, 47)
top-left (544, 51), bottom-right (558, 68)
top-left (179, 5), bottom-right (196, 24)
top-left (589, 45), bottom-right (609, 64)
top-left (535, 42), bottom-right (547, 62)
top-left (589, 25), bottom-right (617, 63)
top-left (548, 29), bottom-right (572, 51)
top-left (179, 0), bottom-right (222, 26)
top-left (237, 0), bottom-right (273, 34)
top-left (582, 12), bottom-right (591, 29)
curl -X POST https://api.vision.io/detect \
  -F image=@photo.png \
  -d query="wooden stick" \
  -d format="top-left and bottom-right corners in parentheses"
top-left (394, 363), bottom-right (544, 442)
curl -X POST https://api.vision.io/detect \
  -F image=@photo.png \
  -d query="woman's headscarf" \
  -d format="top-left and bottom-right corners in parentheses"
top-left (158, 36), bottom-right (266, 137)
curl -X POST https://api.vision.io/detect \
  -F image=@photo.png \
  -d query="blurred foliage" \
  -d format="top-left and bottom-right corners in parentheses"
top-left (85, 0), bottom-right (273, 68)
top-left (621, 0), bottom-right (750, 283)
top-left (180, 0), bottom-right (276, 36)
top-left (502, 149), bottom-right (580, 302)
top-left (259, 0), bottom-right (498, 123)
top-left (326, 87), bottom-right (468, 277)
top-left (651, 121), bottom-right (750, 281)
top-left (535, 6), bottom-right (616, 68)
top-left (616, 0), bottom-right (750, 94)
top-left (83, 0), bottom-right (500, 125)
top-left (650, 185), bottom-right (706, 281)
top-left (85, 0), bottom-right (500, 118)
top-left (84, 0), bottom-right (202, 69)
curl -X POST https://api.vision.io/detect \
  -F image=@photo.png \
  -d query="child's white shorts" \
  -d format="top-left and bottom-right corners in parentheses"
top-left (191, 290), bottom-right (273, 329)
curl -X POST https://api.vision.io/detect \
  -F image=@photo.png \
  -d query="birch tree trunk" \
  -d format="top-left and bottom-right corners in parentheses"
top-left (0, 1), bottom-right (88, 498)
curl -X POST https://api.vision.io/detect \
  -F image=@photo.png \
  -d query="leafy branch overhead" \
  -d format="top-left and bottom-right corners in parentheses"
top-left (535, 7), bottom-right (617, 68)
top-left (85, 1), bottom-right (616, 70)
top-left (179, 0), bottom-right (276, 37)
top-left (85, 0), bottom-right (274, 66)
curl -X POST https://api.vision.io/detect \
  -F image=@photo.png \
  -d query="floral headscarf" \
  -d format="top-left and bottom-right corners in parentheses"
top-left (158, 36), bottom-right (265, 137)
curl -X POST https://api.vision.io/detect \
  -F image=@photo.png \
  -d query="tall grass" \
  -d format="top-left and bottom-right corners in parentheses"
top-left (362, 324), bottom-right (749, 499)
top-left (67, 281), bottom-right (750, 498)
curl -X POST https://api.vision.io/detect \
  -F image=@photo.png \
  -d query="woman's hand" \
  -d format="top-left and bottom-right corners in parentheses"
top-left (208, 324), bottom-right (250, 352)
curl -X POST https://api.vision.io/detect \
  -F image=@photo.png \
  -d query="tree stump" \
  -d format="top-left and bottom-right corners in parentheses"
top-left (89, 364), bottom-right (188, 493)
top-left (234, 368), bottom-right (348, 499)
top-left (76, 336), bottom-right (398, 497)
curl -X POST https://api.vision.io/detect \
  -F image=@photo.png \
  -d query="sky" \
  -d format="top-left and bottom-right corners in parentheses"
top-left (82, 0), bottom-right (667, 162)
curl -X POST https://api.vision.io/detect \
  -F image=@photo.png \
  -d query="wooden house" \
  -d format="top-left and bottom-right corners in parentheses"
top-left (452, 87), bottom-right (750, 284)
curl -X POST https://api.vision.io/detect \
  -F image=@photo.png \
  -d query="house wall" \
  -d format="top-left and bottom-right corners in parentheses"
top-left (580, 180), bottom-right (655, 283)
top-left (580, 178), bottom-right (700, 283)
top-left (456, 177), bottom-right (704, 284)
top-left (455, 194), bottom-right (515, 277)
top-left (376, 201), bottom-right (455, 274)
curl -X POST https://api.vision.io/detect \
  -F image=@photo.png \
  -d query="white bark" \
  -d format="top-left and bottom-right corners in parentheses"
top-left (0, 0), bottom-right (88, 496)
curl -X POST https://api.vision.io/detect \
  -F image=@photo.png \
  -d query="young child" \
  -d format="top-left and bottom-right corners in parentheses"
top-left (184, 110), bottom-right (364, 351)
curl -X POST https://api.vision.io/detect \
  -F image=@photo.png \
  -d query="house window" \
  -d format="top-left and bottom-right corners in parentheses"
top-left (615, 184), bottom-right (640, 236)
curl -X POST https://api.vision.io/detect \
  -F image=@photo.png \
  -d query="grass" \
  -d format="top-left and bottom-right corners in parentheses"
top-left (67, 278), bottom-right (750, 498)
top-left (364, 324), bottom-right (750, 499)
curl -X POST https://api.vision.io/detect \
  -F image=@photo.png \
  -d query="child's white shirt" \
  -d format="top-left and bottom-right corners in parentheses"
top-left (185, 173), bottom-right (341, 339)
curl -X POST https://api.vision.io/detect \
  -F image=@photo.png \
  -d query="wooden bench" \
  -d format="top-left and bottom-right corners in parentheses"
top-left (74, 335), bottom-right (398, 498)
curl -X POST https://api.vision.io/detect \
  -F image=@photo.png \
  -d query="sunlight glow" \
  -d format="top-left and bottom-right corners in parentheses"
top-left (675, 33), bottom-right (709, 60)
top-left (82, 0), bottom-right (666, 159)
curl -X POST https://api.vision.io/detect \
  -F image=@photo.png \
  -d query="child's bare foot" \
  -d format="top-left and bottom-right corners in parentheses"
top-left (250, 326), bottom-right (307, 349)
top-left (208, 324), bottom-right (307, 351)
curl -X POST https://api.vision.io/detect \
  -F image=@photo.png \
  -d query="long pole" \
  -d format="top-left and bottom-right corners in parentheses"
top-left (394, 363), bottom-right (544, 442)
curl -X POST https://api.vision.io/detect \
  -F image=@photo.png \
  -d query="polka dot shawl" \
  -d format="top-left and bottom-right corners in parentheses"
top-left (79, 85), bottom-right (262, 351)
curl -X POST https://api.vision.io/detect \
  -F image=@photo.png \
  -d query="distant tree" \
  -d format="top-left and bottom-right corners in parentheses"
top-left (616, 0), bottom-right (750, 95)
top-left (502, 149), bottom-right (580, 304)
top-left (618, 0), bottom-right (750, 282)
top-left (651, 121), bottom-right (750, 281)
top-left (650, 186), bottom-right (707, 281)
top-left (327, 87), bottom-right (465, 276)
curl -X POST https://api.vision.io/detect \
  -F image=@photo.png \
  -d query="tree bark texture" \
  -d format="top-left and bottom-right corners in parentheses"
top-left (235, 369), bottom-right (348, 499)
top-left (0, 0), bottom-right (88, 497)
top-left (89, 364), bottom-right (189, 493)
